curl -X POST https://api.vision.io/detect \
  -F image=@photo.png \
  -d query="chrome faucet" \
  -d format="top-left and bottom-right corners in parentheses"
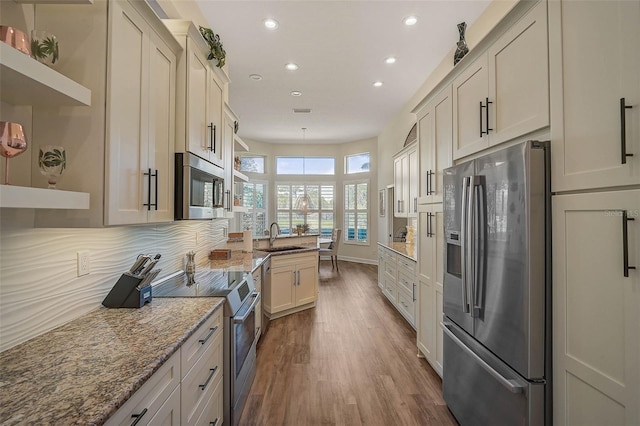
top-left (269, 222), bottom-right (281, 247)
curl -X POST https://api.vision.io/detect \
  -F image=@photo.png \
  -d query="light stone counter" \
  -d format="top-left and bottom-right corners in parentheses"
top-left (0, 297), bottom-right (224, 425)
top-left (378, 241), bottom-right (417, 261)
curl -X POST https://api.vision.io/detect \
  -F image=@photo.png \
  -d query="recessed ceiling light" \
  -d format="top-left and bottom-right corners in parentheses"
top-left (291, 91), bottom-right (302, 97)
top-left (249, 74), bottom-right (263, 81)
top-left (403, 16), bottom-right (418, 26)
top-left (385, 56), bottom-right (397, 64)
top-left (285, 63), bottom-right (299, 71)
top-left (263, 18), bottom-right (279, 30)
top-left (373, 81), bottom-right (383, 88)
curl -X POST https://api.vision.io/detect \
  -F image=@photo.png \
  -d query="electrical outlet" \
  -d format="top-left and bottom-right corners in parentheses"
top-left (77, 251), bottom-right (90, 277)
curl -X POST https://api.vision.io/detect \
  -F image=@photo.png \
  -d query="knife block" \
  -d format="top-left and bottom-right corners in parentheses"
top-left (102, 273), bottom-right (152, 308)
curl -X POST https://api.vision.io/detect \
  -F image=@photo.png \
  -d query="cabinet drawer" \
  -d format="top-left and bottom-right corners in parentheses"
top-left (271, 251), bottom-right (317, 268)
top-left (383, 261), bottom-right (397, 278)
top-left (181, 332), bottom-right (223, 425)
top-left (105, 352), bottom-right (180, 426)
top-left (397, 270), bottom-right (416, 295)
top-left (147, 383), bottom-right (181, 425)
top-left (194, 375), bottom-right (223, 426)
top-left (382, 249), bottom-right (397, 263)
top-left (383, 276), bottom-right (397, 304)
top-left (397, 256), bottom-right (416, 274)
top-left (397, 288), bottom-right (416, 327)
top-left (181, 307), bottom-right (222, 379)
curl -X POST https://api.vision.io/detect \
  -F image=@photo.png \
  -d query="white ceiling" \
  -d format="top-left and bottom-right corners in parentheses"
top-left (195, 1), bottom-right (491, 144)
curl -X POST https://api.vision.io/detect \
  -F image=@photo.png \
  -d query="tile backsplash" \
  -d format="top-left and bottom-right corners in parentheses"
top-left (0, 212), bottom-right (228, 352)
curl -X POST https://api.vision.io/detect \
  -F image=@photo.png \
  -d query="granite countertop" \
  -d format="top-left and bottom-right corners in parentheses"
top-left (0, 297), bottom-right (224, 425)
top-left (378, 241), bottom-right (417, 261)
top-left (209, 246), bottom-right (320, 273)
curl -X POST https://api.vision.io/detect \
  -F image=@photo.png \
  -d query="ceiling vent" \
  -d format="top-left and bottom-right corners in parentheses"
top-left (293, 108), bottom-right (312, 114)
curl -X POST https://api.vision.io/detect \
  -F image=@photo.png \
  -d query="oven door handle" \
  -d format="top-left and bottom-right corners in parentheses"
top-left (233, 293), bottom-right (261, 323)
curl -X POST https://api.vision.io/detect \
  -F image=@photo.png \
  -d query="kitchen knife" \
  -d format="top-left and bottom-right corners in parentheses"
top-left (128, 254), bottom-right (148, 274)
top-left (138, 254), bottom-right (161, 277)
top-left (137, 268), bottom-right (161, 289)
top-left (131, 254), bottom-right (152, 275)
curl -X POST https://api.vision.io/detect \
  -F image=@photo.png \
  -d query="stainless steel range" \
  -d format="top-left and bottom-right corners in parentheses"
top-left (153, 270), bottom-right (260, 426)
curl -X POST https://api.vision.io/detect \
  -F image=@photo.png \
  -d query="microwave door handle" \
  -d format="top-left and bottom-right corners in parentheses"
top-left (467, 175), bottom-right (476, 317)
top-left (461, 176), bottom-right (470, 313)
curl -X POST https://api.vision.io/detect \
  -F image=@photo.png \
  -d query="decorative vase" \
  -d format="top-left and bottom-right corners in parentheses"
top-left (38, 145), bottom-right (66, 189)
top-left (31, 30), bottom-right (59, 67)
top-left (185, 251), bottom-right (196, 285)
top-left (453, 22), bottom-right (469, 65)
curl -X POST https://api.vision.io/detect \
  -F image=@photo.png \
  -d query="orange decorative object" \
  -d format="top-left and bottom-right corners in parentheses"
top-left (0, 26), bottom-right (31, 56)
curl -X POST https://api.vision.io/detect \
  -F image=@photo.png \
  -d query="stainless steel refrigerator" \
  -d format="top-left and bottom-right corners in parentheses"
top-left (442, 140), bottom-right (551, 425)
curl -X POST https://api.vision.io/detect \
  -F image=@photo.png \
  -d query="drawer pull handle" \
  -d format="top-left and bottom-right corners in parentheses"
top-left (623, 211), bottom-right (636, 277)
top-left (620, 98), bottom-right (634, 164)
top-left (199, 366), bottom-right (219, 390)
top-left (130, 408), bottom-right (148, 426)
top-left (210, 418), bottom-right (219, 426)
top-left (199, 326), bottom-right (219, 345)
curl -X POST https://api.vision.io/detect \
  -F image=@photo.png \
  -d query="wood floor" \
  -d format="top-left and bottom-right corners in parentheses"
top-left (239, 260), bottom-right (457, 426)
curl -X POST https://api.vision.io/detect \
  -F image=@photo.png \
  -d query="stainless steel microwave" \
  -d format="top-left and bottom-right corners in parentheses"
top-left (175, 152), bottom-right (225, 220)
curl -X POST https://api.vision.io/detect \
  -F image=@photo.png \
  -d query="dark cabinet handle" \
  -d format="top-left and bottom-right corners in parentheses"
top-left (130, 408), bottom-right (148, 426)
top-left (479, 101), bottom-right (484, 137)
top-left (485, 97), bottom-right (493, 135)
top-left (143, 169), bottom-right (157, 211)
top-left (213, 124), bottom-right (217, 153)
top-left (623, 211), bottom-right (636, 277)
top-left (225, 190), bottom-right (231, 211)
top-left (199, 366), bottom-right (218, 390)
top-left (414, 197), bottom-right (417, 213)
top-left (207, 122), bottom-right (216, 152)
top-left (412, 283), bottom-right (416, 302)
top-left (620, 98), bottom-right (634, 164)
top-left (199, 326), bottom-right (218, 345)
top-left (426, 212), bottom-right (434, 238)
top-left (397, 199), bottom-right (401, 213)
top-left (426, 170), bottom-right (435, 195)
top-left (210, 418), bottom-right (219, 426)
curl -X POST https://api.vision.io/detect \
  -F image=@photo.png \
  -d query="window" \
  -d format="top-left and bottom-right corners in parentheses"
top-left (276, 183), bottom-right (334, 236)
top-left (276, 157), bottom-right (335, 175)
top-left (346, 152), bottom-right (370, 174)
top-left (344, 181), bottom-right (368, 244)
top-left (240, 156), bottom-right (265, 174)
top-left (240, 181), bottom-right (267, 235)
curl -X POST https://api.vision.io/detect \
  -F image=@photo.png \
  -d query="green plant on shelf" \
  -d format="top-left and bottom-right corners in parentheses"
top-left (199, 26), bottom-right (226, 68)
top-left (31, 36), bottom-right (59, 64)
top-left (39, 147), bottom-right (66, 171)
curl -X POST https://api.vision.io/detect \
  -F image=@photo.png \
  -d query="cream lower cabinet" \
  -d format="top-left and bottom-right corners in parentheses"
top-left (453, 1), bottom-right (548, 160)
top-left (105, 308), bottom-right (224, 426)
top-left (550, 0), bottom-right (640, 192)
top-left (417, 204), bottom-right (444, 377)
top-left (264, 252), bottom-right (318, 318)
top-left (378, 244), bottom-right (417, 329)
top-left (553, 190), bottom-right (639, 426)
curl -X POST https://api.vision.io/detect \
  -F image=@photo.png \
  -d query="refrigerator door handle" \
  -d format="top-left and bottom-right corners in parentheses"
top-left (473, 177), bottom-right (486, 317)
top-left (461, 176), bottom-right (470, 313)
top-left (467, 176), bottom-right (476, 317)
top-left (441, 322), bottom-right (524, 394)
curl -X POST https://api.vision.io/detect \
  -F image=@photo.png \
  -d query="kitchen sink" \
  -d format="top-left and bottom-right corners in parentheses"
top-left (258, 245), bottom-right (306, 253)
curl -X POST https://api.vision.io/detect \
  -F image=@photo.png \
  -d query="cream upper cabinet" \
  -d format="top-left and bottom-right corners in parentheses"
top-left (418, 86), bottom-right (453, 204)
top-left (417, 203), bottom-right (444, 377)
top-left (105, 0), bottom-right (177, 225)
top-left (31, 0), bottom-right (180, 227)
top-left (453, 1), bottom-right (548, 160)
top-left (164, 20), bottom-right (226, 169)
top-left (550, 0), bottom-right (640, 192)
top-left (393, 144), bottom-right (418, 217)
top-left (553, 190), bottom-right (639, 426)
top-left (453, 55), bottom-right (489, 159)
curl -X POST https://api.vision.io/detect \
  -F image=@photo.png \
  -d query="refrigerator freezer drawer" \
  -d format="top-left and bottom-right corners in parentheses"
top-left (442, 321), bottom-right (545, 426)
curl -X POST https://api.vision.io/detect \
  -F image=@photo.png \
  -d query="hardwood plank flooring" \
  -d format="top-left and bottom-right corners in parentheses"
top-left (239, 260), bottom-right (456, 426)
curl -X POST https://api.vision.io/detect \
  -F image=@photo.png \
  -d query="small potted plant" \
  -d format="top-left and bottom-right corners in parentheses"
top-left (199, 26), bottom-right (226, 68)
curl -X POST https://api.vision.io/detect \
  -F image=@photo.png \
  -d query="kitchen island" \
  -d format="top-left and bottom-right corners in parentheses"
top-left (0, 297), bottom-right (223, 425)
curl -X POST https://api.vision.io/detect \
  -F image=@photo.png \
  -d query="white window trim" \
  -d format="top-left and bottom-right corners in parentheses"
top-left (344, 151), bottom-right (371, 175)
top-left (343, 178), bottom-right (370, 246)
top-left (275, 182), bottom-right (336, 236)
top-left (241, 180), bottom-right (268, 235)
top-left (275, 156), bottom-right (336, 175)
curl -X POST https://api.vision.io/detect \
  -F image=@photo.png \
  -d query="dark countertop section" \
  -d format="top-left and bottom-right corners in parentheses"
top-left (0, 298), bottom-right (223, 425)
